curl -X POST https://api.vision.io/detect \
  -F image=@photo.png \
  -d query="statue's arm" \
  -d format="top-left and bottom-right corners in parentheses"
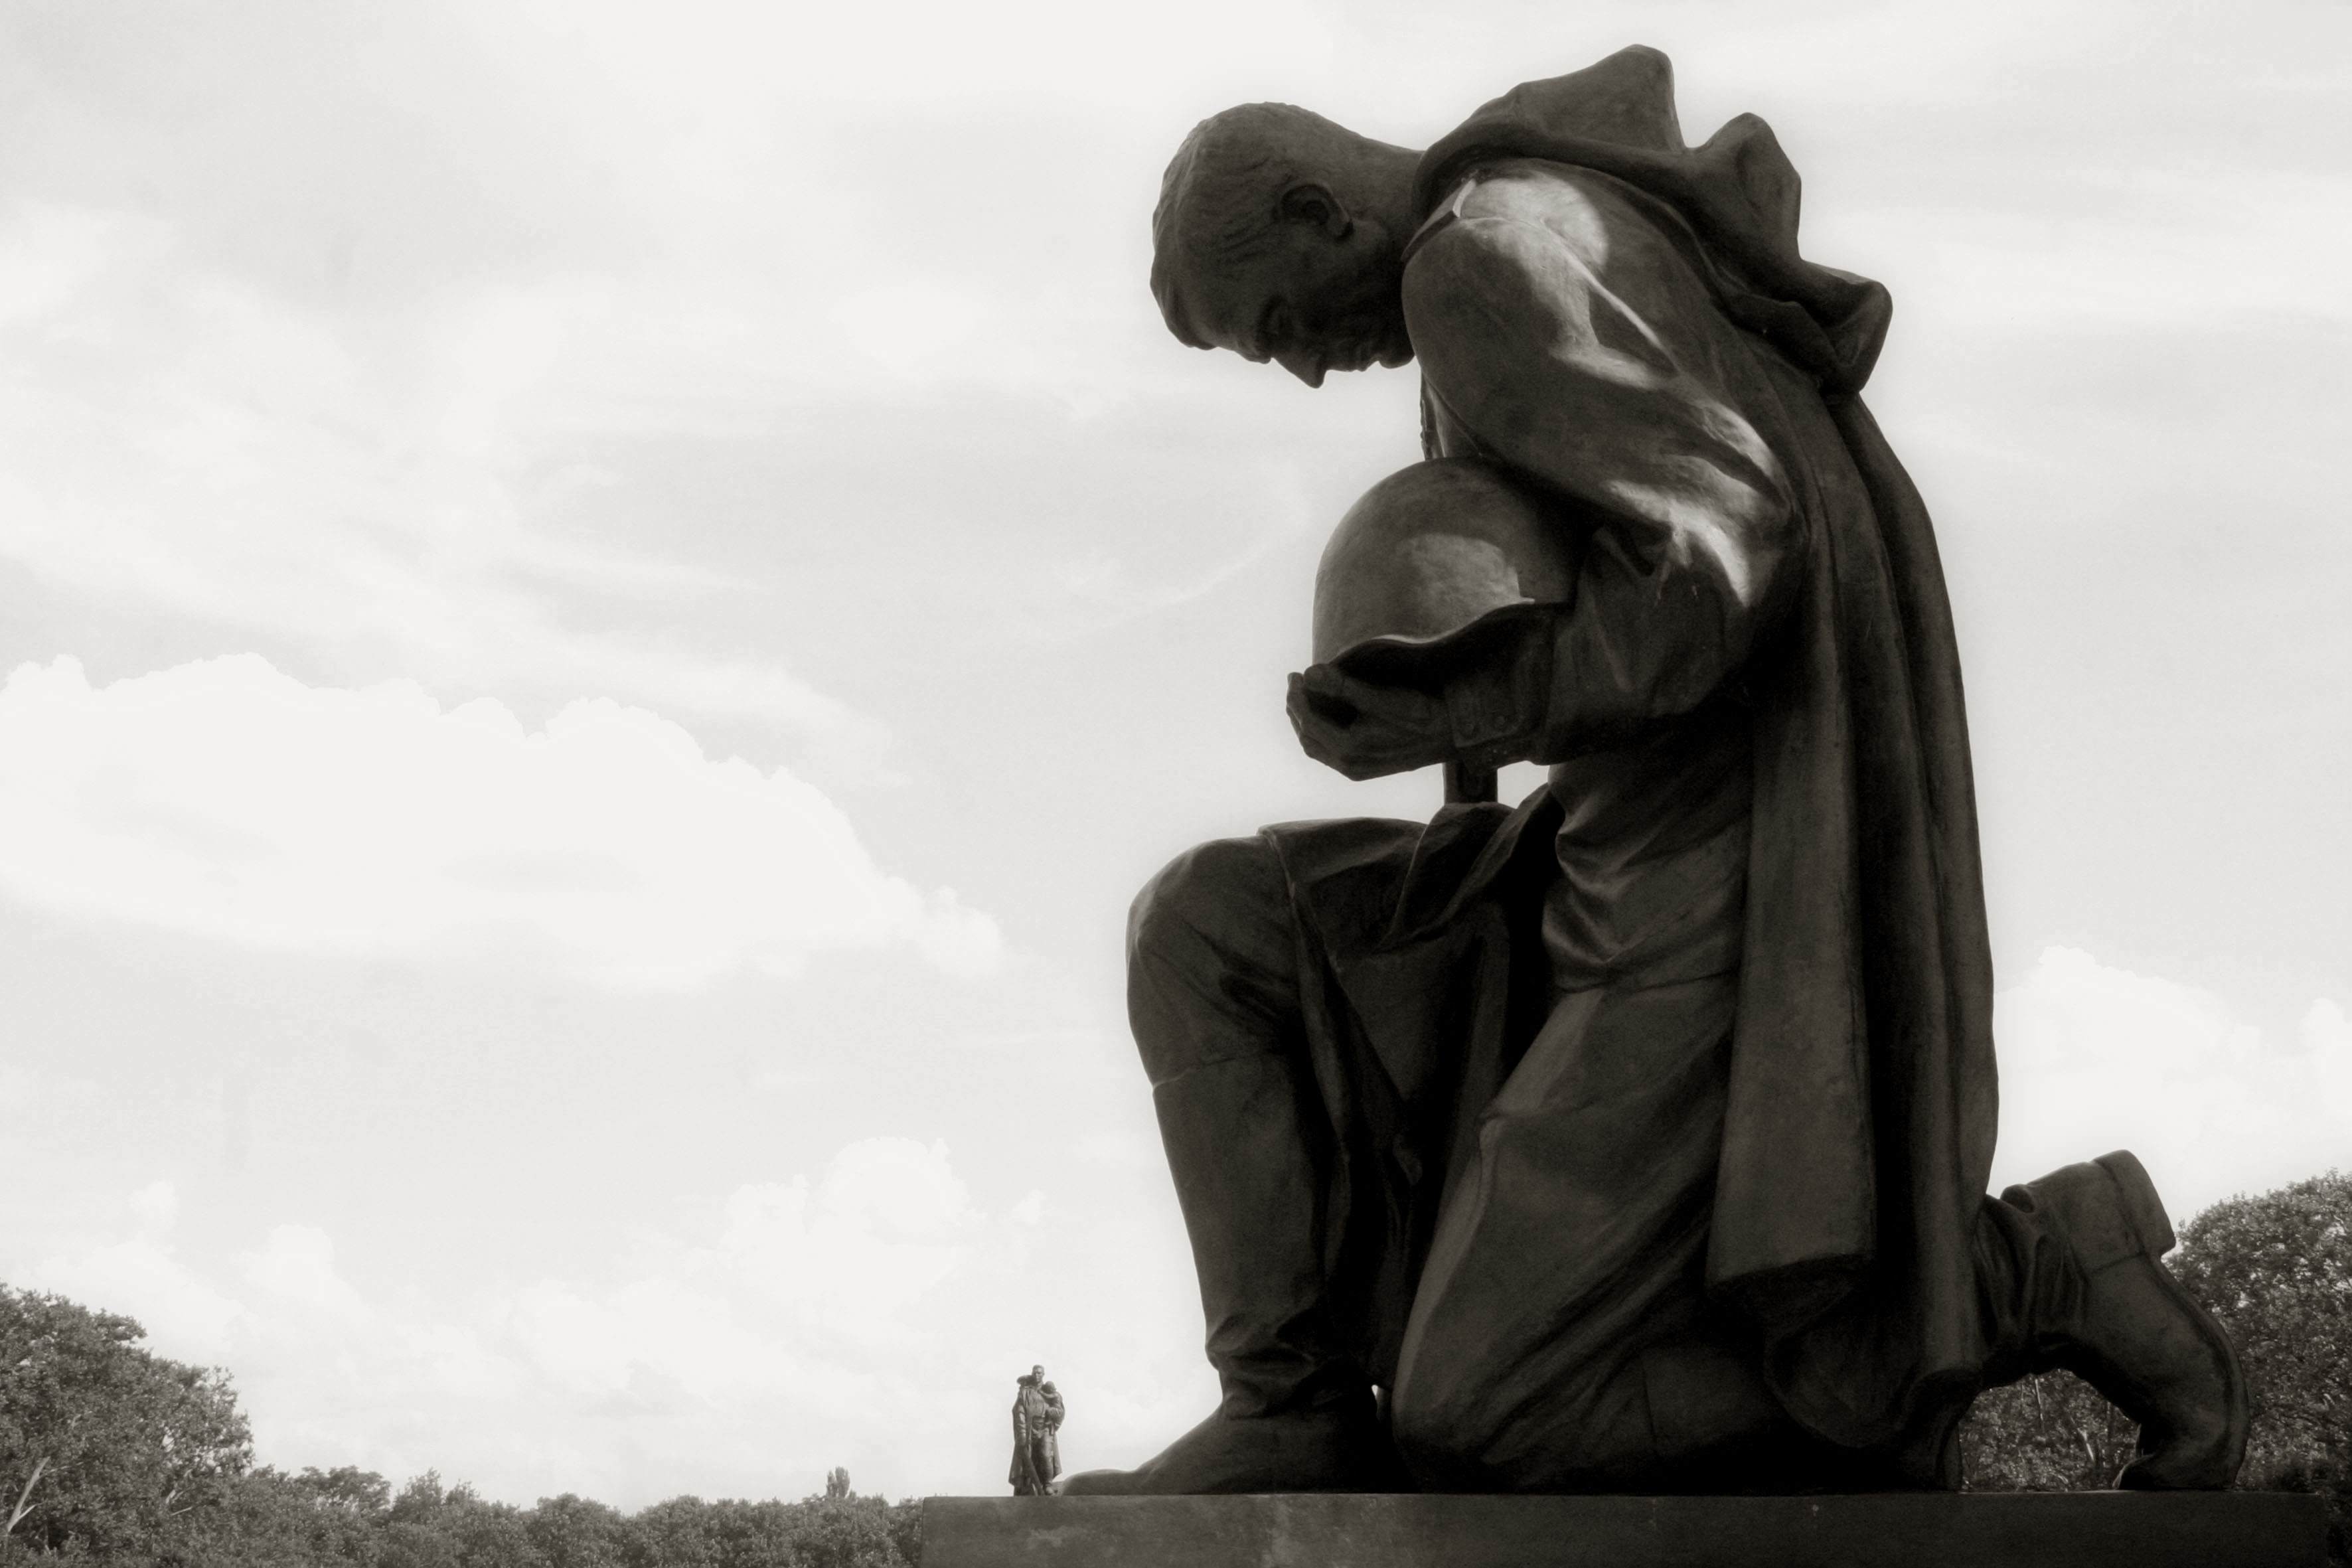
top-left (1401, 187), bottom-right (1805, 765)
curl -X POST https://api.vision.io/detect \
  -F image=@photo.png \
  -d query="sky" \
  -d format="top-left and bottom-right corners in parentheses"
top-left (0, 0), bottom-right (2346, 1512)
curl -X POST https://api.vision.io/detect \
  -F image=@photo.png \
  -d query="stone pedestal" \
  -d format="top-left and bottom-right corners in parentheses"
top-left (921, 1492), bottom-right (2325, 1567)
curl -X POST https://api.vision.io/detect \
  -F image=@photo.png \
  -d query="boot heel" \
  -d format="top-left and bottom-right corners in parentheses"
top-left (2094, 1150), bottom-right (2177, 1257)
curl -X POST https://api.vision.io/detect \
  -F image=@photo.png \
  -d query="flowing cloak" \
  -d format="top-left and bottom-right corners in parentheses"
top-left (1263, 45), bottom-right (1996, 1474)
top-left (1008, 1395), bottom-right (1030, 1488)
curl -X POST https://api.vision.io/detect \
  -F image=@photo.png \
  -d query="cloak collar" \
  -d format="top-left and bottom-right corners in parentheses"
top-left (1411, 46), bottom-right (1892, 396)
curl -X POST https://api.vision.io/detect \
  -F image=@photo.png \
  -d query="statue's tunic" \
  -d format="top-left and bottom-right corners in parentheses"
top-left (1237, 48), bottom-right (1997, 1486)
top-left (1375, 155), bottom-right (1822, 1484)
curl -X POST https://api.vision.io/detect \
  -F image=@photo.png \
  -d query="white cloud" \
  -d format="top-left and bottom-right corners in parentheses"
top-left (1844, 171), bottom-right (2352, 341)
top-left (1990, 946), bottom-right (2351, 1218)
top-left (0, 654), bottom-right (998, 986)
top-left (2307, 999), bottom-right (2352, 1125)
top-left (25, 1233), bottom-right (245, 1362)
top-left (1073, 1128), bottom-right (1162, 1172)
top-left (0, 204), bottom-right (880, 761)
top-left (128, 1180), bottom-right (179, 1233)
top-left (15, 1139), bottom-right (1083, 1505)
top-left (244, 1226), bottom-right (373, 1323)
top-left (700, 1144), bottom-right (979, 1352)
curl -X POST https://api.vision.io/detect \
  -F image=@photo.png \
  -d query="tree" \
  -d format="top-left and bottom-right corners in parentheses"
top-left (525, 1494), bottom-right (627, 1568)
top-left (173, 1466), bottom-right (384, 1567)
top-left (1964, 1172), bottom-right (2352, 1562)
top-left (2171, 1174), bottom-right (2352, 1471)
top-left (0, 1287), bottom-right (251, 1559)
top-left (614, 1494), bottom-right (917, 1568)
top-left (765, 1496), bottom-right (916, 1568)
top-left (380, 1470), bottom-right (543, 1568)
top-left (2173, 1172), bottom-right (2351, 1560)
top-left (623, 1496), bottom-right (797, 1568)
top-left (1959, 1366), bottom-right (2136, 1492)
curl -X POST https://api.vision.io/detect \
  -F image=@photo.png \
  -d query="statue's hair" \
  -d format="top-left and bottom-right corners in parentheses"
top-left (1150, 102), bottom-right (1369, 348)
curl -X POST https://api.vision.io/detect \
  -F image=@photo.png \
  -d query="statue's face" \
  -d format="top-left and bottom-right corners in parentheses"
top-left (1175, 209), bottom-right (1411, 388)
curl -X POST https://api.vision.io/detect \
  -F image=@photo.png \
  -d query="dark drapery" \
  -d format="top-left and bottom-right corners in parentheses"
top-left (1269, 44), bottom-right (1997, 1472)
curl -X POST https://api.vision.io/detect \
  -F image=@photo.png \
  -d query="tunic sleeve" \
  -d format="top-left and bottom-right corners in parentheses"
top-left (1401, 169), bottom-right (1806, 762)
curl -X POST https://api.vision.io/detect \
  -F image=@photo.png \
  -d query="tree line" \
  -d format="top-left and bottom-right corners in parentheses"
top-left (3, 1172), bottom-right (2345, 1565)
top-left (0, 1289), bottom-right (917, 1567)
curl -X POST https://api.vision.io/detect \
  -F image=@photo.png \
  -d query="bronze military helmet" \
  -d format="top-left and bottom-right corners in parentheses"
top-left (1311, 457), bottom-right (1580, 677)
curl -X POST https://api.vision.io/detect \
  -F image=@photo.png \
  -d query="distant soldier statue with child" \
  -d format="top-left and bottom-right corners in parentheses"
top-left (1010, 1365), bottom-right (1064, 1496)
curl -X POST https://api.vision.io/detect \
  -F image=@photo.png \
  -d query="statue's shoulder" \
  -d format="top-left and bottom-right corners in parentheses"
top-left (1405, 160), bottom-right (1652, 282)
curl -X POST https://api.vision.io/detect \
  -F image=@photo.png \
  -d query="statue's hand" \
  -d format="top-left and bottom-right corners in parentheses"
top-left (1287, 665), bottom-right (1453, 781)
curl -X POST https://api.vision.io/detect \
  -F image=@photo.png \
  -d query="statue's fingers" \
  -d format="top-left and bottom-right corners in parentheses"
top-left (1303, 662), bottom-right (1383, 708)
top-left (1294, 668), bottom-right (1364, 726)
top-left (1288, 684), bottom-right (1358, 747)
top-left (1312, 663), bottom-right (1442, 732)
top-left (1294, 713), bottom-right (1374, 777)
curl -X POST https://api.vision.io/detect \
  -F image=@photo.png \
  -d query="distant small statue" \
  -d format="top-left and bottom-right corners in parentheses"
top-left (1008, 1364), bottom-right (1064, 1496)
top-left (823, 1466), bottom-right (850, 1500)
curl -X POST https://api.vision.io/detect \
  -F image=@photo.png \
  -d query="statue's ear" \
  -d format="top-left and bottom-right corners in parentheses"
top-left (1281, 182), bottom-right (1354, 240)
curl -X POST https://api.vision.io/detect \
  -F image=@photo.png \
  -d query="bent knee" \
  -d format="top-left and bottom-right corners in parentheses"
top-left (1127, 836), bottom-right (1289, 966)
top-left (1125, 836), bottom-right (1300, 1085)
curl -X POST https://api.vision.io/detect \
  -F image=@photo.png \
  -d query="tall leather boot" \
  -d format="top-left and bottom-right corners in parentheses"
top-left (1986, 1149), bottom-right (2246, 1489)
top-left (1059, 1052), bottom-right (1395, 1494)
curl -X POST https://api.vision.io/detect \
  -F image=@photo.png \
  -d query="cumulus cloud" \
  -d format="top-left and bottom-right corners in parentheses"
top-left (1990, 946), bottom-right (2351, 1217)
top-left (514, 1137), bottom-right (986, 1410)
top-left (26, 1233), bottom-right (246, 1361)
top-left (0, 654), bottom-right (998, 985)
top-left (0, 203), bottom-right (883, 763)
top-left (15, 1140), bottom-right (1057, 1505)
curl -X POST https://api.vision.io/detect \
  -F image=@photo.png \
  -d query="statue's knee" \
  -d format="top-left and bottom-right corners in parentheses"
top-left (1126, 836), bottom-right (1285, 969)
top-left (1127, 836), bottom-right (1298, 1083)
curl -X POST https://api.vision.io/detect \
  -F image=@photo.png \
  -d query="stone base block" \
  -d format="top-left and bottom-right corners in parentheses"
top-left (921, 1492), bottom-right (2325, 1567)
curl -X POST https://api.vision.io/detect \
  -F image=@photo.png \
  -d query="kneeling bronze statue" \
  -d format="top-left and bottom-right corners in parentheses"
top-left (1062, 46), bottom-right (2245, 1498)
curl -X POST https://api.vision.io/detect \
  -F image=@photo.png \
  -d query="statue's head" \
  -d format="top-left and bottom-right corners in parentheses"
top-left (1032, 1363), bottom-right (1044, 1380)
top-left (1150, 104), bottom-right (1418, 386)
